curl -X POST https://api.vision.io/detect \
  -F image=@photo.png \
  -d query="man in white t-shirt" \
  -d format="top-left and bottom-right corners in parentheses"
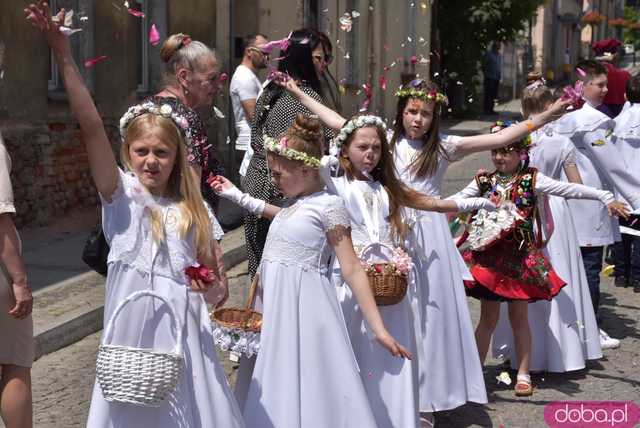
top-left (230, 33), bottom-right (268, 179)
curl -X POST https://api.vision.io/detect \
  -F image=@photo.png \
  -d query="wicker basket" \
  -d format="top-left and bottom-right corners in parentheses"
top-left (96, 290), bottom-right (183, 407)
top-left (361, 243), bottom-right (408, 306)
top-left (211, 274), bottom-right (262, 332)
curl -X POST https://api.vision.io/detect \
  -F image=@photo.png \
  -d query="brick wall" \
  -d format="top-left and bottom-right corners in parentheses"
top-left (1, 120), bottom-right (120, 229)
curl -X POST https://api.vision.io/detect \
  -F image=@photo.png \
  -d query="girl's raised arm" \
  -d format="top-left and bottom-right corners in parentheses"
top-left (208, 175), bottom-right (281, 220)
top-left (25, 3), bottom-right (118, 200)
top-left (453, 97), bottom-right (573, 157)
top-left (276, 77), bottom-right (346, 131)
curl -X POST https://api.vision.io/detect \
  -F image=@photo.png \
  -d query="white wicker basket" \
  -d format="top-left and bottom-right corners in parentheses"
top-left (96, 290), bottom-right (184, 407)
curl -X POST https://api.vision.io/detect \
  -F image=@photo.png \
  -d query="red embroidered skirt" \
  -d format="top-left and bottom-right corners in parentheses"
top-left (463, 237), bottom-right (565, 302)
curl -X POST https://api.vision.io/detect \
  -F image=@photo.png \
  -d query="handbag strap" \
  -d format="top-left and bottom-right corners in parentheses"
top-left (102, 289), bottom-right (183, 356)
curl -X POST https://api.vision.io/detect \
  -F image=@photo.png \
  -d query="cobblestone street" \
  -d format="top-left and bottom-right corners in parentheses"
top-left (12, 153), bottom-right (640, 428)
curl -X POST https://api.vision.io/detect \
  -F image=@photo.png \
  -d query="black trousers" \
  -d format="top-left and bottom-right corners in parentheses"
top-left (483, 78), bottom-right (500, 113)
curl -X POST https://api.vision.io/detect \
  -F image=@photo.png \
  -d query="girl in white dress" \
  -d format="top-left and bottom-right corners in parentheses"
top-left (279, 76), bottom-right (570, 414)
top-left (210, 115), bottom-right (416, 428)
top-left (491, 82), bottom-right (603, 372)
top-left (317, 115), bottom-right (493, 428)
top-left (27, 5), bottom-right (244, 427)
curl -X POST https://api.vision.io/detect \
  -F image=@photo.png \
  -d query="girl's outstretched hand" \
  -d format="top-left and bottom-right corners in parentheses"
top-left (272, 73), bottom-right (303, 98)
top-left (607, 201), bottom-right (630, 219)
top-left (375, 330), bottom-right (412, 359)
top-left (545, 97), bottom-right (573, 120)
top-left (25, 2), bottom-right (70, 54)
top-left (206, 174), bottom-right (236, 195)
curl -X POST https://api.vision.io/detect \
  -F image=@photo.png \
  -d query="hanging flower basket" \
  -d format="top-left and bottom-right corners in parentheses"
top-left (626, 21), bottom-right (640, 31)
top-left (609, 18), bottom-right (627, 28)
top-left (582, 11), bottom-right (606, 25)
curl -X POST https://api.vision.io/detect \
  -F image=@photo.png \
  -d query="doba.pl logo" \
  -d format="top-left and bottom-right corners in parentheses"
top-left (544, 401), bottom-right (640, 427)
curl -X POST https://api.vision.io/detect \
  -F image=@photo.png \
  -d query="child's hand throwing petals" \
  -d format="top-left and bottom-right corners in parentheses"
top-left (25, 2), bottom-right (69, 53)
top-left (207, 173), bottom-right (234, 194)
top-left (274, 74), bottom-right (303, 98)
top-left (607, 201), bottom-right (630, 219)
top-left (375, 330), bottom-right (412, 359)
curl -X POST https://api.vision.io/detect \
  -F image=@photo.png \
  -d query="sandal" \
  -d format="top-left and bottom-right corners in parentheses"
top-left (514, 373), bottom-right (533, 397)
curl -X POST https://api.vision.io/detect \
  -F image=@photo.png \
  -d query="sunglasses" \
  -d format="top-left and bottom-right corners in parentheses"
top-left (312, 54), bottom-right (334, 65)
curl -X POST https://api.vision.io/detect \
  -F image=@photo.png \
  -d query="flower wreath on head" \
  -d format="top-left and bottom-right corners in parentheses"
top-left (119, 101), bottom-right (192, 144)
top-left (263, 135), bottom-right (321, 168)
top-left (394, 87), bottom-right (448, 105)
top-left (330, 115), bottom-right (387, 157)
top-left (490, 120), bottom-right (533, 149)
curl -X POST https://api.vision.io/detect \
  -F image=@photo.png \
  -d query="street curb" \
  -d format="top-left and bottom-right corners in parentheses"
top-left (33, 227), bottom-right (247, 360)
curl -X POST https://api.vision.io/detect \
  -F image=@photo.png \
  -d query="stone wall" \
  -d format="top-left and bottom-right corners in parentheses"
top-left (1, 121), bottom-right (120, 229)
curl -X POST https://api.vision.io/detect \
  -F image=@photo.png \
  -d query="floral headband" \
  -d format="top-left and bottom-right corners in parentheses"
top-left (331, 115), bottom-right (387, 156)
top-left (119, 101), bottom-right (191, 144)
top-left (525, 78), bottom-right (546, 94)
top-left (490, 120), bottom-right (532, 149)
top-left (263, 135), bottom-right (321, 168)
top-left (395, 87), bottom-right (448, 104)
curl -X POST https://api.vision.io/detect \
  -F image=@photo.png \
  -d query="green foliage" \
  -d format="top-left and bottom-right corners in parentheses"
top-left (623, 6), bottom-right (640, 46)
top-left (436, 0), bottom-right (543, 114)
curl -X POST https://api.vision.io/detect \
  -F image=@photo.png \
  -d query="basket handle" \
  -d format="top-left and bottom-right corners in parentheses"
top-left (359, 242), bottom-right (396, 260)
top-left (245, 274), bottom-right (260, 310)
top-left (102, 290), bottom-right (183, 356)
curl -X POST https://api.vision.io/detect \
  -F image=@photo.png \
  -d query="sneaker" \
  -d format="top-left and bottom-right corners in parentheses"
top-left (614, 276), bottom-right (629, 287)
top-left (599, 329), bottom-right (621, 349)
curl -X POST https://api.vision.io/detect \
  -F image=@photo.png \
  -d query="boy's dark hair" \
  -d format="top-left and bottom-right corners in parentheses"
top-left (575, 59), bottom-right (607, 80)
top-left (626, 74), bottom-right (640, 103)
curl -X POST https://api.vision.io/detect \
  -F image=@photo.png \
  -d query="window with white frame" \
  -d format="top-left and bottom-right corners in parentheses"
top-left (47, 0), bottom-right (95, 99)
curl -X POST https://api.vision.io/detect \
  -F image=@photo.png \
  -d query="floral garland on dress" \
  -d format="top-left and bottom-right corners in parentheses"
top-left (263, 135), bottom-right (322, 168)
top-left (119, 101), bottom-right (192, 145)
top-left (331, 115), bottom-right (387, 156)
top-left (394, 88), bottom-right (448, 105)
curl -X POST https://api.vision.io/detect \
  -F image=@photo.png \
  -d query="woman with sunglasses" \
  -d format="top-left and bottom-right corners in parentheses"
top-left (242, 28), bottom-right (334, 280)
top-left (154, 33), bottom-right (226, 212)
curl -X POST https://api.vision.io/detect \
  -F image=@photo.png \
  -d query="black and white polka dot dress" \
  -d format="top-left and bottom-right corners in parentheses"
top-left (243, 84), bottom-right (332, 277)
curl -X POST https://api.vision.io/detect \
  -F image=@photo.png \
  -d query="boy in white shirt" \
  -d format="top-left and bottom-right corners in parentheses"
top-left (230, 33), bottom-right (268, 180)
top-left (554, 60), bottom-right (621, 349)
top-left (611, 74), bottom-right (640, 292)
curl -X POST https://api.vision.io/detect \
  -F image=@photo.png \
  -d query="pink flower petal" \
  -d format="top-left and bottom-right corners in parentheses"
top-left (127, 8), bottom-right (145, 18)
top-left (410, 55), bottom-right (417, 65)
top-left (149, 24), bottom-right (160, 46)
top-left (84, 55), bottom-right (108, 68)
top-left (379, 75), bottom-right (387, 91)
top-left (576, 67), bottom-right (586, 78)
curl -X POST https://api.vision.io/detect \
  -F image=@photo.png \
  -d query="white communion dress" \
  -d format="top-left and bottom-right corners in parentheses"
top-left (242, 191), bottom-right (378, 428)
top-left (491, 125), bottom-right (602, 372)
top-left (393, 135), bottom-right (488, 412)
top-left (86, 169), bottom-right (244, 428)
top-left (328, 175), bottom-right (419, 428)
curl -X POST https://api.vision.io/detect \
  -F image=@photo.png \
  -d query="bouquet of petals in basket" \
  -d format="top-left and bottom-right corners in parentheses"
top-left (210, 274), bottom-right (261, 358)
top-left (466, 204), bottom-right (525, 252)
top-left (361, 246), bottom-right (411, 276)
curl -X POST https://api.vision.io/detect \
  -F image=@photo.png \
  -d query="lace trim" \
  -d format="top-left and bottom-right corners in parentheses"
top-left (261, 234), bottom-right (329, 273)
top-left (564, 147), bottom-right (578, 167)
top-left (0, 201), bottom-right (15, 214)
top-left (212, 323), bottom-right (260, 358)
top-left (323, 205), bottom-right (351, 232)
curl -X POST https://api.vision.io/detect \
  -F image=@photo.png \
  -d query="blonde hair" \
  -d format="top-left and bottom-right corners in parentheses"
top-left (160, 33), bottom-right (218, 86)
top-left (121, 114), bottom-right (213, 258)
top-left (266, 114), bottom-right (324, 164)
top-left (521, 82), bottom-right (554, 118)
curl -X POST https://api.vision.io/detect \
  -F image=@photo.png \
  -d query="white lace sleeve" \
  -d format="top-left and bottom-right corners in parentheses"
top-left (442, 135), bottom-right (464, 162)
top-left (206, 203), bottom-right (225, 240)
top-left (322, 197), bottom-right (351, 232)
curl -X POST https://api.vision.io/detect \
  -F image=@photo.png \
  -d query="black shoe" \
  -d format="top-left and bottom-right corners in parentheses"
top-left (614, 276), bottom-right (629, 288)
top-left (633, 280), bottom-right (640, 293)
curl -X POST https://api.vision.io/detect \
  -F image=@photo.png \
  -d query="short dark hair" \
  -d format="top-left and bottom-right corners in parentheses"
top-left (243, 33), bottom-right (268, 51)
top-left (576, 59), bottom-right (607, 80)
top-left (626, 74), bottom-right (640, 103)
